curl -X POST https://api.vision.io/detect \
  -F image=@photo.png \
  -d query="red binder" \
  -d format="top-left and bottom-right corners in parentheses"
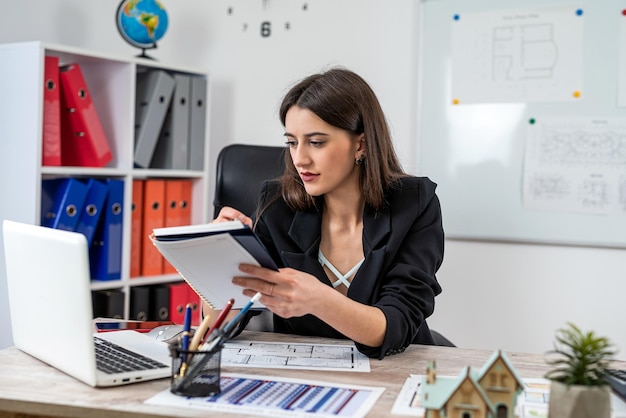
top-left (162, 179), bottom-right (192, 274)
top-left (141, 179), bottom-right (165, 276)
top-left (59, 63), bottom-right (112, 168)
top-left (188, 285), bottom-right (201, 326)
top-left (130, 179), bottom-right (144, 278)
top-left (168, 281), bottom-right (201, 326)
top-left (168, 282), bottom-right (189, 325)
top-left (42, 56), bottom-right (61, 166)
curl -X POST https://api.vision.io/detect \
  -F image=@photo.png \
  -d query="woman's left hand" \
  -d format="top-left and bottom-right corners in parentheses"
top-left (232, 264), bottom-right (327, 319)
top-left (233, 263), bottom-right (388, 348)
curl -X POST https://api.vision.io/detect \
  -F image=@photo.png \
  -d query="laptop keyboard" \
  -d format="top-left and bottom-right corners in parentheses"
top-left (606, 369), bottom-right (626, 401)
top-left (94, 336), bottom-right (168, 374)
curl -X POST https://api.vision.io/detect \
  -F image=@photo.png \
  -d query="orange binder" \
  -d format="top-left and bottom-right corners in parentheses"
top-left (42, 56), bottom-right (61, 166)
top-left (59, 63), bottom-right (112, 168)
top-left (141, 179), bottom-right (165, 276)
top-left (130, 179), bottom-right (144, 278)
top-left (162, 179), bottom-right (192, 274)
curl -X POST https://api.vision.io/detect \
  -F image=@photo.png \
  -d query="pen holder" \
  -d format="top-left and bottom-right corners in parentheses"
top-left (169, 343), bottom-right (222, 397)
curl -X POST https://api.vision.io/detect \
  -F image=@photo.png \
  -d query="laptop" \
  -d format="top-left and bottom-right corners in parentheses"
top-left (3, 220), bottom-right (172, 387)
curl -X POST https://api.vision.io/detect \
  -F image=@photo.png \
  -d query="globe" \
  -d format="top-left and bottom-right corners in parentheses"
top-left (116, 0), bottom-right (169, 59)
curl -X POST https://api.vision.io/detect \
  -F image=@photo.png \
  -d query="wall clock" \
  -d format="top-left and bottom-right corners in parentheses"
top-left (227, 1), bottom-right (309, 38)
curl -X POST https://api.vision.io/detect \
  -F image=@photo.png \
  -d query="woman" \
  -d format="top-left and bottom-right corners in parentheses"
top-left (213, 68), bottom-right (444, 359)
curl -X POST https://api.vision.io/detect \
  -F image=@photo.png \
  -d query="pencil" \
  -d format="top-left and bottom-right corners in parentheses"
top-left (200, 298), bottom-right (235, 346)
top-left (178, 303), bottom-right (193, 377)
top-left (222, 292), bottom-right (261, 336)
top-left (188, 309), bottom-right (213, 353)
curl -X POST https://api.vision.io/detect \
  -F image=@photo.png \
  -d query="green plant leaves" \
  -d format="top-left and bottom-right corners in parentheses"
top-left (545, 322), bottom-right (616, 386)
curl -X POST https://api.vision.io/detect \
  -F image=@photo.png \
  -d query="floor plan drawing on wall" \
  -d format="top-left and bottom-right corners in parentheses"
top-left (451, 5), bottom-right (583, 104)
top-left (523, 117), bottom-right (626, 215)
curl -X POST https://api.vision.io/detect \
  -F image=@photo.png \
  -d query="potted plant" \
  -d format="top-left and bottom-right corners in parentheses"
top-left (545, 322), bottom-right (616, 418)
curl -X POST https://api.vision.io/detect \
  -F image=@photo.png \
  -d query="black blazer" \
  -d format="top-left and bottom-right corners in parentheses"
top-left (254, 176), bottom-right (444, 359)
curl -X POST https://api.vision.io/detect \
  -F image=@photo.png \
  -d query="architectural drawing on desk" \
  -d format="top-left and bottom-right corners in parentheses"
top-left (221, 340), bottom-right (370, 372)
top-left (523, 117), bottom-right (626, 215)
top-left (420, 350), bottom-right (525, 418)
top-left (451, 5), bottom-right (583, 104)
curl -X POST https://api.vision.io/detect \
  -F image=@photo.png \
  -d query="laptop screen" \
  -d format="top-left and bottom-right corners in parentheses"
top-left (3, 220), bottom-right (101, 386)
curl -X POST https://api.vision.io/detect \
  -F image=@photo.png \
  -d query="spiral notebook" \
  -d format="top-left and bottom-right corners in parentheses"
top-left (151, 220), bottom-right (277, 309)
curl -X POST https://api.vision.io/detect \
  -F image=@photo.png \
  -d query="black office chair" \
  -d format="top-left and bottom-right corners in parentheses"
top-left (213, 143), bottom-right (285, 219)
top-left (431, 329), bottom-right (455, 347)
top-left (212, 143), bottom-right (454, 346)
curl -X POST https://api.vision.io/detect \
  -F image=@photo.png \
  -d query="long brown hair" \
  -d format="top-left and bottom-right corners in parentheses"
top-left (278, 68), bottom-right (406, 212)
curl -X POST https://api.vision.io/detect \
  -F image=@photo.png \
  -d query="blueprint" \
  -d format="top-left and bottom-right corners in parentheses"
top-left (221, 340), bottom-right (370, 372)
top-left (451, 5), bottom-right (583, 103)
top-left (523, 117), bottom-right (626, 214)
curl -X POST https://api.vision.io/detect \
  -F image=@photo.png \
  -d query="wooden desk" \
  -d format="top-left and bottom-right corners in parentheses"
top-left (0, 331), bottom-right (562, 418)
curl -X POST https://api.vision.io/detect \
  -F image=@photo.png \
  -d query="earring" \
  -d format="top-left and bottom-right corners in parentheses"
top-left (355, 155), bottom-right (366, 165)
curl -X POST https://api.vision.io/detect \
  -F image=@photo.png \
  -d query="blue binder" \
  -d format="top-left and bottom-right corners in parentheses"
top-left (75, 178), bottom-right (108, 246)
top-left (41, 178), bottom-right (89, 231)
top-left (90, 179), bottom-right (124, 281)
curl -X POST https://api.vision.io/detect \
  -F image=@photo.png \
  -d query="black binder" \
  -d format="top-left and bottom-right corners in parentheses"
top-left (129, 286), bottom-right (151, 321)
top-left (91, 289), bottom-right (124, 319)
top-left (150, 285), bottom-right (171, 321)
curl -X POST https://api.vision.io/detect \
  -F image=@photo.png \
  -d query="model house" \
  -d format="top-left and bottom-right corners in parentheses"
top-left (421, 350), bottom-right (525, 418)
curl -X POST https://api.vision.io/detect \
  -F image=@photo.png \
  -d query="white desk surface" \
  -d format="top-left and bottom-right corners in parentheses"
top-left (0, 330), bottom-right (607, 418)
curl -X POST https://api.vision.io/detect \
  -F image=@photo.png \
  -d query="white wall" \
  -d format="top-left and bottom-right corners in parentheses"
top-left (1, 0), bottom-right (625, 360)
top-left (429, 240), bottom-right (626, 356)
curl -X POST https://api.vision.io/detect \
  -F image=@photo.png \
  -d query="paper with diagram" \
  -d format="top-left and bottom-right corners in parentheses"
top-left (451, 5), bottom-right (583, 104)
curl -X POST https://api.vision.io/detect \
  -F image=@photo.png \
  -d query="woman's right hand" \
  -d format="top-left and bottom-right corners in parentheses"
top-left (213, 206), bottom-right (253, 228)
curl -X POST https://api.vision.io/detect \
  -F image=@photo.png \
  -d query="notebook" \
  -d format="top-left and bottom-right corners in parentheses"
top-left (2, 220), bottom-right (171, 387)
top-left (151, 220), bottom-right (277, 309)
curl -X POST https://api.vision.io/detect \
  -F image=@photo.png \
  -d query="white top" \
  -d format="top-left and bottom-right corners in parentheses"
top-left (318, 250), bottom-right (364, 289)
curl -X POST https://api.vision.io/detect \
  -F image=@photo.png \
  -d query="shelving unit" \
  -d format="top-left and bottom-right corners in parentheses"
top-left (0, 41), bottom-right (211, 319)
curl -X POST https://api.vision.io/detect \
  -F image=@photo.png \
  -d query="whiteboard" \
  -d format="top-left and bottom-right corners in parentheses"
top-left (417, 0), bottom-right (626, 248)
